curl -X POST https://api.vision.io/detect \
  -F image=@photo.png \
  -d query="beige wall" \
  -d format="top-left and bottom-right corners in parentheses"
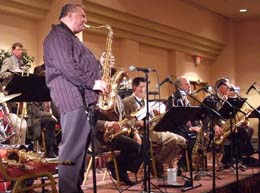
top-left (86, 0), bottom-right (227, 43)
top-left (0, 13), bottom-right (38, 71)
top-left (0, 0), bottom-right (259, 132)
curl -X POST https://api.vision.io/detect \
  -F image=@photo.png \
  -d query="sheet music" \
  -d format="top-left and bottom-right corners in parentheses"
top-left (135, 101), bottom-right (166, 121)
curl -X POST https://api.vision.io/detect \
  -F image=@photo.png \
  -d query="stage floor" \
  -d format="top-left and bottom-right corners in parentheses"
top-left (81, 162), bottom-right (260, 193)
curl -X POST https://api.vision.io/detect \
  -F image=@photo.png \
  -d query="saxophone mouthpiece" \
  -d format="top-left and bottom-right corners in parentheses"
top-left (84, 24), bottom-right (92, 29)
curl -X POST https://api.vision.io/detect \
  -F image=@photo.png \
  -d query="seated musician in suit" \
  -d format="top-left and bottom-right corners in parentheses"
top-left (201, 77), bottom-right (232, 169)
top-left (166, 76), bottom-right (201, 173)
top-left (123, 77), bottom-right (185, 178)
top-left (0, 42), bottom-right (29, 87)
top-left (95, 69), bottom-right (143, 185)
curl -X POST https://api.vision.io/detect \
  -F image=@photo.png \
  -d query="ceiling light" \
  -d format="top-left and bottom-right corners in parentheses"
top-left (239, 9), bottom-right (247, 13)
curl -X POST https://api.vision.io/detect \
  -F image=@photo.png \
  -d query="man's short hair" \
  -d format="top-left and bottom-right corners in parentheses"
top-left (215, 77), bottom-right (230, 89)
top-left (59, 4), bottom-right (84, 19)
top-left (174, 76), bottom-right (187, 90)
top-left (12, 42), bottom-right (23, 50)
top-left (132, 77), bottom-right (146, 89)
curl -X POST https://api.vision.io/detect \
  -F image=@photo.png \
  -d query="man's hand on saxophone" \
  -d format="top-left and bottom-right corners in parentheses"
top-left (133, 131), bottom-right (142, 145)
top-left (93, 80), bottom-right (108, 94)
top-left (99, 52), bottom-right (115, 67)
top-left (104, 121), bottom-right (121, 133)
top-left (214, 125), bottom-right (224, 137)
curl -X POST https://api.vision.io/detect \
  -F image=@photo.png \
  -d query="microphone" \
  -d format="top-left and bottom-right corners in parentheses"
top-left (246, 82), bottom-right (257, 95)
top-left (192, 85), bottom-right (212, 95)
top-left (128, 65), bottom-right (156, 72)
top-left (155, 75), bottom-right (174, 89)
top-left (230, 85), bottom-right (240, 94)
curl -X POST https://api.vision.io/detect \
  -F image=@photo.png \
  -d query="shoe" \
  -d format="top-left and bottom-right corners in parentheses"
top-left (45, 150), bottom-right (57, 158)
top-left (106, 161), bottom-right (117, 180)
top-left (45, 146), bottom-right (57, 158)
top-left (177, 167), bottom-right (182, 176)
top-left (120, 172), bottom-right (135, 185)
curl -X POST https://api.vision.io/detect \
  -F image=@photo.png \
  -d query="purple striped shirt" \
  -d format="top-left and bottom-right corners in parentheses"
top-left (43, 23), bottom-right (101, 114)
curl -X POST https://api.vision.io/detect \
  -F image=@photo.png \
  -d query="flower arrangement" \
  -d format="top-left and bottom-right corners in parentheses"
top-left (0, 49), bottom-right (35, 66)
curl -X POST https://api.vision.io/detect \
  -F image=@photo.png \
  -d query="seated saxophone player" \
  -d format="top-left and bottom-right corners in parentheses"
top-left (123, 77), bottom-right (185, 178)
top-left (222, 83), bottom-right (254, 166)
top-left (96, 69), bottom-right (143, 185)
top-left (201, 77), bottom-right (232, 169)
top-left (165, 76), bottom-right (201, 175)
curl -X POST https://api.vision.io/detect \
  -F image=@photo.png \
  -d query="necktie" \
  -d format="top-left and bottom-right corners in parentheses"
top-left (135, 97), bottom-right (145, 108)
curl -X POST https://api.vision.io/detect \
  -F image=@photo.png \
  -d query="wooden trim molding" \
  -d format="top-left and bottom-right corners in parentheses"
top-left (83, 0), bottom-right (224, 60)
top-left (0, 0), bottom-right (51, 20)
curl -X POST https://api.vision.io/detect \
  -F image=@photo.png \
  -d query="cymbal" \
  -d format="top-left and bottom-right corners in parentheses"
top-left (0, 93), bottom-right (21, 103)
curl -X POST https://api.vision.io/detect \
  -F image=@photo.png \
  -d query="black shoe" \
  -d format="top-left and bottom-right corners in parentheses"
top-left (177, 167), bottom-right (182, 176)
top-left (120, 172), bottom-right (135, 185)
top-left (106, 161), bottom-right (117, 180)
top-left (45, 150), bottom-right (57, 158)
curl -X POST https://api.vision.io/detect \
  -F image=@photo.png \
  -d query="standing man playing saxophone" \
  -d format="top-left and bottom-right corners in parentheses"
top-left (43, 4), bottom-right (108, 193)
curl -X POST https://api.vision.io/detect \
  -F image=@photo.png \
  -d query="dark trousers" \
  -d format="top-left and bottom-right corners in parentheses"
top-left (59, 107), bottom-right (91, 193)
top-left (40, 116), bottom-right (56, 148)
top-left (112, 135), bottom-right (143, 173)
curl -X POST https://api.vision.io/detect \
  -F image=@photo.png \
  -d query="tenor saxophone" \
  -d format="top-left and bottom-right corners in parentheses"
top-left (103, 118), bottom-right (133, 143)
top-left (84, 24), bottom-right (127, 113)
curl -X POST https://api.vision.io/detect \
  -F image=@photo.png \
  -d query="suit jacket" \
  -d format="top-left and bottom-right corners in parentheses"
top-left (95, 96), bottom-right (137, 148)
top-left (122, 95), bottom-right (139, 116)
top-left (0, 55), bottom-right (24, 86)
top-left (123, 95), bottom-right (165, 144)
top-left (165, 90), bottom-right (197, 139)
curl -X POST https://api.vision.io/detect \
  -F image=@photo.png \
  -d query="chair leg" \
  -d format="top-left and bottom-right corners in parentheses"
top-left (103, 169), bottom-right (108, 181)
top-left (83, 156), bottom-right (93, 185)
top-left (112, 151), bottom-right (121, 187)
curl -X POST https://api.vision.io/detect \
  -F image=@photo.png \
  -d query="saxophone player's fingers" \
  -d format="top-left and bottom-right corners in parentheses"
top-left (109, 55), bottom-right (115, 66)
top-left (93, 80), bottom-right (108, 93)
top-left (112, 122), bottom-right (121, 132)
top-left (214, 125), bottom-right (223, 136)
top-left (99, 52), bottom-right (106, 66)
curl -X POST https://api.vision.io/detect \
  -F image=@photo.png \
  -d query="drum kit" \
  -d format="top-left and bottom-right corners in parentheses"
top-left (0, 93), bottom-right (21, 143)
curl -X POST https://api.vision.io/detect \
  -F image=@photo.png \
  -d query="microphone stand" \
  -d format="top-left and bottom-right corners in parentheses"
top-left (187, 92), bottom-right (224, 193)
top-left (141, 71), bottom-right (165, 193)
top-left (142, 71), bottom-right (151, 193)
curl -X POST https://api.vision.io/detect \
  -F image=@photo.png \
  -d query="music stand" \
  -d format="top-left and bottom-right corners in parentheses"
top-left (218, 97), bottom-right (245, 119)
top-left (5, 74), bottom-right (51, 102)
top-left (154, 106), bottom-right (205, 191)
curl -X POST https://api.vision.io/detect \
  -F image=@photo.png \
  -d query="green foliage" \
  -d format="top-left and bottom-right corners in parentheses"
top-left (0, 49), bottom-right (11, 65)
top-left (0, 49), bottom-right (35, 66)
top-left (22, 50), bottom-right (35, 66)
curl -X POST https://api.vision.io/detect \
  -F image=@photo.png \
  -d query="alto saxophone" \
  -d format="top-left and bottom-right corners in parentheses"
top-left (214, 103), bottom-right (254, 145)
top-left (84, 24), bottom-right (127, 113)
top-left (103, 118), bottom-right (133, 143)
